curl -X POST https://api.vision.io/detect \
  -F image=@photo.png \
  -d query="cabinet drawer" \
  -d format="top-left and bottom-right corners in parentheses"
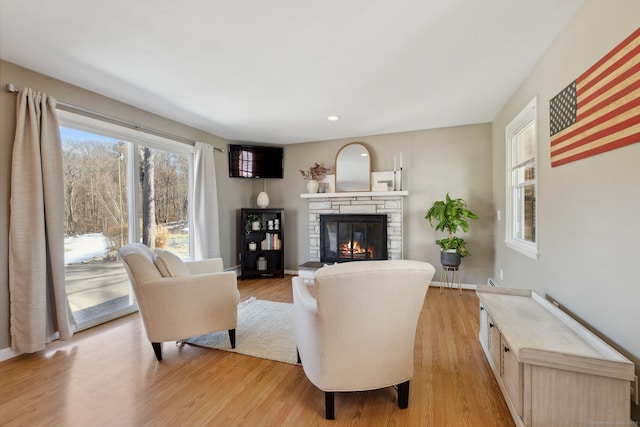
top-left (501, 337), bottom-right (523, 418)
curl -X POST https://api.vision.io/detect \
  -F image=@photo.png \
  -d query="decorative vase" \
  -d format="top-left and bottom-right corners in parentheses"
top-left (257, 191), bottom-right (269, 208)
top-left (248, 242), bottom-right (257, 251)
top-left (257, 256), bottom-right (267, 271)
top-left (306, 179), bottom-right (319, 194)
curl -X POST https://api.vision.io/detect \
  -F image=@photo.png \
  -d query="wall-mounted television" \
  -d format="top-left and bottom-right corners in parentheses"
top-left (228, 144), bottom-right (284, 179)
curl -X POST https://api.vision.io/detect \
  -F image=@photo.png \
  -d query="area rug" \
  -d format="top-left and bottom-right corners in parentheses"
top-left (187, 297), bottom-right (297, 365)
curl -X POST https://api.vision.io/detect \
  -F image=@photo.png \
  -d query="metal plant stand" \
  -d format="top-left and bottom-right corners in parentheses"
top-left (440, 264), bottom-right (461, 294)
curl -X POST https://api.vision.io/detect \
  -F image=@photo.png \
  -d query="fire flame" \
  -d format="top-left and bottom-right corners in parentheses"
top-left (340, 240), bottom-right (373, 258)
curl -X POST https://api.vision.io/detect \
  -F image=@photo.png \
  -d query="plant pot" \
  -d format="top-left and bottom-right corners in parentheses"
top-left (251, 221), bottom-right (261, 231)
top-left (306, 180), bottom-right (319, 194)
top-left (440, 250), bottom-right (461, 267)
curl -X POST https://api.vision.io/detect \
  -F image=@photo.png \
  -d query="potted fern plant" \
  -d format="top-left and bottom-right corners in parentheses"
top-left (425, 193), bottom-right (479, 267)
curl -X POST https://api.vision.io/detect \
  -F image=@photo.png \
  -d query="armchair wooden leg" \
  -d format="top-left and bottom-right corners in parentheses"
top-left (325, 392), bottom-right (335, 420)
top-left (397, 380), bottom-right (410, 409)
top-left (152, 342), bottom-right (162, 361)
top-left (228, 329), bottom-right (236, 349)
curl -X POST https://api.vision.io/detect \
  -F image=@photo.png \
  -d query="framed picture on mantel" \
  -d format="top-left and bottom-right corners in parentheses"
top-left (319, 174), bottom-right (335, 193)
top-left (372, 171), bottom-right (394, 191)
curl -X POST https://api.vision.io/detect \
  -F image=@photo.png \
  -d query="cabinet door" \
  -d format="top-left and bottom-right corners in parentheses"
top-left (479, 303), bottom-right (489, 351)
top-left (501, 336), bottom-right (523, 418)
top-left (488, 316), bottom-right (502, 372)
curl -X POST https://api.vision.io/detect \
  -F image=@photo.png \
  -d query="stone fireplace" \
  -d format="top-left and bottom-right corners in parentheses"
top-left (319, 214), bottom-right (388, 263)
top-left (304, 192), bottom-right (407, 262)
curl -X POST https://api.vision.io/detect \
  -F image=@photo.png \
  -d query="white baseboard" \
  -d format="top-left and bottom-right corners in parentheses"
top-left (429, 281), bottom-right (477, 291)
top-left (0, 346), bottom-right (21, 363)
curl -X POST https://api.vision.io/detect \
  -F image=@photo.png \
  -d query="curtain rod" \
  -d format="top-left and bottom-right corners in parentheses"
top-left (5, 83), bottom-right (225, 153)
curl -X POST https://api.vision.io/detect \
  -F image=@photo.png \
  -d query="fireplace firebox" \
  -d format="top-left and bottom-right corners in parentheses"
top-left (319, 214), bottom-right (388, 263)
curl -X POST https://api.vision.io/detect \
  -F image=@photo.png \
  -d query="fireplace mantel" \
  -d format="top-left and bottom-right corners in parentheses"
top-left (301, 190), bottom-right (408, 199)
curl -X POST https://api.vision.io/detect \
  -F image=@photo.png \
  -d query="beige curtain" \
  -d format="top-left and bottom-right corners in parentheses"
top-left (192, 142), bottom-right (221, 260)
top-left (9, 88), bottom-right (76, 352)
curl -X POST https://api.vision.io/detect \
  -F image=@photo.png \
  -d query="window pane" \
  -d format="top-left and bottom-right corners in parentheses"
top-left (505, 97), bottom-right (537, 257)
top-left (524, 163), bottom-right (535, 181)
top-left (513, 162), bottom-right (536, 184)
top-left (513, 183), bottom-right (536, 242)
top-left (61, 127), bottom-right (134, 325)
top-left (137, 146), bottom-right (190, 258)
top-left (512, 124), bottom-right (536, 167)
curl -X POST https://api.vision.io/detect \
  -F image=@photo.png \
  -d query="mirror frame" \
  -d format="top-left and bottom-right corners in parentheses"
top-left (335, 142), bottom-right (371, 192)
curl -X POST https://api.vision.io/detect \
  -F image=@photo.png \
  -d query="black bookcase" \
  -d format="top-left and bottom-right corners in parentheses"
top-left (239, 208), bottom-right (284, 279)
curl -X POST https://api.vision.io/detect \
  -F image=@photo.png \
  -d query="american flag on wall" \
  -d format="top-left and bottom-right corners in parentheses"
top-left (549, 27), bottom-right (640, 167)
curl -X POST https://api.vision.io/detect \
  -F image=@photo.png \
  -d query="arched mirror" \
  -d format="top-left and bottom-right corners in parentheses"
top-left (335, 142), bottom-right (371, 192)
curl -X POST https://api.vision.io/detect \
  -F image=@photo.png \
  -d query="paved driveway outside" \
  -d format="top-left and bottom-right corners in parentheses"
top-left (65, 261), bottom-right (130, 311)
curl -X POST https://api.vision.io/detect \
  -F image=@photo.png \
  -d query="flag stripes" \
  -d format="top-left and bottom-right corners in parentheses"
top-left (550, 27), bottom-right (640, 167)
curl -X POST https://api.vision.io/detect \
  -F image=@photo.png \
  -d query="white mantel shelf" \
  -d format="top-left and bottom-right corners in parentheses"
top-left (300, 190), bottom-right (408, 199)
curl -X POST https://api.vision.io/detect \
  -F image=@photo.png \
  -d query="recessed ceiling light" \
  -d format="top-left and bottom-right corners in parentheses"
top-left (327, 115), bottom-right (340, 121)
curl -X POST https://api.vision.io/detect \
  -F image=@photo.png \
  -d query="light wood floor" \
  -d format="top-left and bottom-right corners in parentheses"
top-left (0, 276), bottom-right (515, 427)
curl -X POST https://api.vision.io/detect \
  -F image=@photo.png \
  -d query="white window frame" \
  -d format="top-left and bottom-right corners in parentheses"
top-left (57, 110), bottom-right (195, 255)
top-left (505, 97), bottom-right (538, 259)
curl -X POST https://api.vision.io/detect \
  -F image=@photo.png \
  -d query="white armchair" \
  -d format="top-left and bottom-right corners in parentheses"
top-left (292, 260), bottom-right (435, 419)
top-left (119, 243), bottom-right (240, 361)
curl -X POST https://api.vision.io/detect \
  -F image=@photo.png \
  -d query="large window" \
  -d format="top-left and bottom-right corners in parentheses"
top-left (59, 110), bottom-right (193, 329)
top-left (505, 97), bottom-right (537, 259)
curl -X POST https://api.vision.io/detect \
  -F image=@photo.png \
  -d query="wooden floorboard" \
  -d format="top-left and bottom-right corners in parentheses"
top-left (0, 275), bottom-right (514, 426)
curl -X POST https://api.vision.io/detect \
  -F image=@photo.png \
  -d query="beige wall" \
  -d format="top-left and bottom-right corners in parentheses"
top-left (491, 0), bottom-right (640, 418)
top-left (259, 124), bottom-right (494, 282)
top-left (0, 60), bottom-right (251, 350)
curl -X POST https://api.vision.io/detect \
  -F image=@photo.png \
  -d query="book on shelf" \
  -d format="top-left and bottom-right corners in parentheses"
top-left (260, 233), bottom-right (281, 250)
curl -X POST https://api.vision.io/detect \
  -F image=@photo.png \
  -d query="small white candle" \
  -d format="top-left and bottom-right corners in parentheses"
top-left (393, 156), bottom-right (396, 172)
top-left (400, 152), bottom-right (403, 168)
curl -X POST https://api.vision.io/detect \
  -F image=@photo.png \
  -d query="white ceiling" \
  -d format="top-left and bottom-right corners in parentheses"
top-left (0, 0), bottom-right (583, 144)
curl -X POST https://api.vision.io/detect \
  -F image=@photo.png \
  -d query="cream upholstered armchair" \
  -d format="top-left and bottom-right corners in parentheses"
top-left (119, 243), bottom-right (240, 361)
top-left (292, 260), bottom-right (435, 419)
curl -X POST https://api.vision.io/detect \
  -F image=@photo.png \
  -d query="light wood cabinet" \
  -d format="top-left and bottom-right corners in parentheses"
top-left (477, 286), bottom-right (634, 427)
